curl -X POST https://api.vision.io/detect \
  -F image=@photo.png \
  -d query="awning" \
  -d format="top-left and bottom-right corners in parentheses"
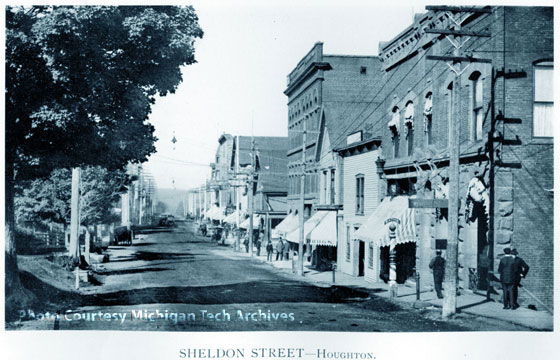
top-left (353, 196), bottom-right (416, 247)
top-left (309, 211), bottom-right (337, 247)
top-left (273, 213), bottom-right (299, 237)
top-left (285, 211), bottom-right (328, 244)
top-left (206, 206), bottom-right (225, 221)
top-left (223, 210), bottom-right (245, 225)
top-left (239, 214), bottom-right (260, 229)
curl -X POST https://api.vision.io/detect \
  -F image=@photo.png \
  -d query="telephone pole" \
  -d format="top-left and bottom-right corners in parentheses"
top-left (426, 5), bottom-right (491, 318)
top-left (298, 117), bottom-right (307, 276)
top-left (235, 135), bottom-right (241, 252)
top-left (248, 137), bottom-right (256, 256)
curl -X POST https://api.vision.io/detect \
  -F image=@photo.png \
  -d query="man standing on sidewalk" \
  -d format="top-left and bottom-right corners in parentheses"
top-left (429, 250), bottom-right (445, 299)
top-left (266, 240), bottom-right (274, 261)
top-left (511, 248), bottom-right (530, 309)
top-left (498, 247), bottom-right (516, 309)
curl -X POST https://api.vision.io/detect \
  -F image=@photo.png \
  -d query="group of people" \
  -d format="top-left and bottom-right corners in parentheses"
top-left (429, 247), bottom-right (530, 310)
top-left (242, 232), bottom-right (290, 262)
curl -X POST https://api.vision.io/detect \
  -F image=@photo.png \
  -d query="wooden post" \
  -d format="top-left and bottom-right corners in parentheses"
top-left (248, 138), bottom-right (255, 256)
top-left (69, 167), bottom-right (81, 262)
top-left (443, 35), bottom-right (462, 319)
top-left (85, 229), bottom-right (91, 265)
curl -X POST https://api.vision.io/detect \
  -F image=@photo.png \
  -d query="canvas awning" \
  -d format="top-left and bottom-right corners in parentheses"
top-left (285, 211), bottom-right (328, 244)
top-left (205, 206), bottom-right (225, 221)
top-left (273, 213), bottom-right (299, 237)
top-left (223, 210), bottom-right (245, 225)
top-left (309, 211), bottom-right (337, 247)
top-left (239, 214), bottom-right (260, 229)
top-left (353, 196), bottom-right (417, 247)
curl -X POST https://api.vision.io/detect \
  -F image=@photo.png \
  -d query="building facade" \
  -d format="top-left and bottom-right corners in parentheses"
top-left (353, 6), bottom-right (553, 309)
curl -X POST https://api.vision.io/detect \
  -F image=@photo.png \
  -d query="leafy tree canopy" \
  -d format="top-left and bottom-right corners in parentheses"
top-left (6, 5), bottom-right (203, 180)
top-left (15, 166), bottom-right (133, 227)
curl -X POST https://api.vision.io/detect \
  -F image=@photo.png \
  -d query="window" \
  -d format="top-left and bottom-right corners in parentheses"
top-left (424, 92), bottom-right (433, 145)
top-left (330, 169), bottom-right (336, 205)
top-left (390, 107), bottom-right (400, 158)
top-left (360, 66), bottom-right (367, 74)
top-left (470, 72), bottom-right (483, 141)
top-left (405, 101), bottom-right (414, 156)
top-left (534, 62), bottom-right (554, 137)
top-left (346, 225), bottom-right (351, 261)
top-left (356, 175), bottom-right (365, 215)
top-left (322, 170), bottom-right (328, 203)
top-left (368, 242), bottom-right (374, 268)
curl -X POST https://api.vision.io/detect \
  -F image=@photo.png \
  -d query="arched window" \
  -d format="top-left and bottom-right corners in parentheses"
top-left (470, 72), bottom-right (483, 141)
top-left (389, 107), bottom-right (400, 158)
top-left (424, 92), bottom-right (433, 145)
top-left (534, 61), bottom-right (554, 137)
top-left (404, 101), bottom-right (414, 156)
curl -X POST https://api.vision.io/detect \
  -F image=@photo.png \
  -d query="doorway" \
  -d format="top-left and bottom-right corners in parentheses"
top-left (358, 241), bottom-right (365, 277)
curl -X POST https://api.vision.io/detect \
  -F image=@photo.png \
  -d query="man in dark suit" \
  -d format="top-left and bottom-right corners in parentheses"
top-left (429, 250), bottom-right (445, 299)
top-left (498, 247), bottom-right (516, 309)
top-left (511, 248), bottom-right (530, 309)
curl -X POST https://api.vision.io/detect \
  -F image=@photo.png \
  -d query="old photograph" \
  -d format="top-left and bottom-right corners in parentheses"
top-left (3, 1), bottom-right (554, 340)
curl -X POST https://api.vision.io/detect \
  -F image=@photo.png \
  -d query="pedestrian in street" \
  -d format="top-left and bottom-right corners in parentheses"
top-left (429, 250), bottom-right (445, 299)
top-left (243, 233), bottom-right (249, 253)
top-left (498, 247), bottom-right (516, 309)
top-left (256, 231), bottom-right (263, 256)
top-left (283, 240), bottom-right (290, 260)
top-left (512, 248), bottom-right (530, 309)
top-left (266, 240), bottom-right (274, 261)
top-left (276, 238), bottom-right (284, 261)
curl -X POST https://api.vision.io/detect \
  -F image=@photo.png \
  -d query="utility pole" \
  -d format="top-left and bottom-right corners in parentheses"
top-left (248, 137), bottom-right (256, 256)
top-left (235, 135), bottom-right (241, 251)
top-left (69, 167), bottom-right (81, 262)
top-left (426, 5), bottom-right (492, 318)
top-left (298, 117), bottom-right (307, 276)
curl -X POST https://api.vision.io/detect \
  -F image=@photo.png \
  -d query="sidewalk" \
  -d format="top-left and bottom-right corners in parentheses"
top-left (225, 240), bottom-right (553, 331)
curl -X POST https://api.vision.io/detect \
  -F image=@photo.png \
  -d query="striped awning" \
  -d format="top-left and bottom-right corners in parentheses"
top-left (353, 196), bottom-right (417, 247)
top-left (309, 211), bottom-right (337, 247)
top-left (285, 211), bottom-right (328, 244)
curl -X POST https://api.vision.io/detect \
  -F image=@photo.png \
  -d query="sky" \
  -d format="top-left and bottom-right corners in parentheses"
top-left (143, 0), bottom-right (427, 191)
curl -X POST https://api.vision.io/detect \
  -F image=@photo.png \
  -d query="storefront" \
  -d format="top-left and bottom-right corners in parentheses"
top-left (354, 196), bottom-right (417, 284)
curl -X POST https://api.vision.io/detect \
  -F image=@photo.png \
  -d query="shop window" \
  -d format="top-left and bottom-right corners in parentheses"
top-left (470, 72), bottom-right (483, 142)
top-left (346, 225), bottom-right (351, 261)
top-left (368, 242), bottom-right (374, 269)
top-left (534, 61), bottom-right (554, 137)
top-left (356, 174), bottom-right (365, 215)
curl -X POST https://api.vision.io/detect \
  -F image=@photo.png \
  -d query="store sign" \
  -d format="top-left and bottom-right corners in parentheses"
top-left (346, 130), bottom-right (363, 145)
top-left (408, 198), bottom-right (448, 208)
top-left (384, 218), bottom-right (401, 225)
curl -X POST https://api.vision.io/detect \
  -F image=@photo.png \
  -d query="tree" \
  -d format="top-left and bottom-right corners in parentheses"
top-left (15, 166), bottom-right (132, 230)
top-left (5, 5), bottom-right (203, 311)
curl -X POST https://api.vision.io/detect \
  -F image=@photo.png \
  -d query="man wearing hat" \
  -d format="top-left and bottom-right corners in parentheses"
top-left (512, 248), bottom-right (530, 309)
top-left (429, 250), bottom-right (445, 299)
top-left (498, 247), bottom-right (516, 309)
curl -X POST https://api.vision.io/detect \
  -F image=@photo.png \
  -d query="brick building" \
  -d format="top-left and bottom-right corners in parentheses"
top-left (351, 6), bottom-right (553, 310)
top-left (284, 42), bottom-right (383, 263)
